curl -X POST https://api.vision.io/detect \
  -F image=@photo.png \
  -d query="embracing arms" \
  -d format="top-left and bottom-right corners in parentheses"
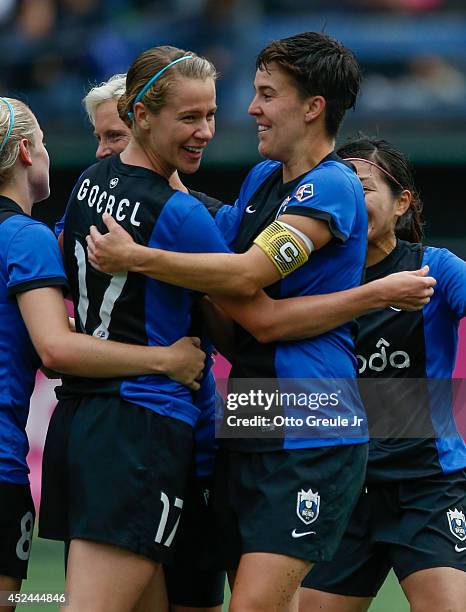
top-left (17, 287), bottom-right (205, 389)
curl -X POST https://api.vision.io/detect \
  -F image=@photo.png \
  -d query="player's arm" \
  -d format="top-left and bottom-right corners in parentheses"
top-left (211, 266), bottom-right (436, 343)
top-left (17, 287), bottom-right (205, 390)
top-left (86, 213), bottom-right (328, 296)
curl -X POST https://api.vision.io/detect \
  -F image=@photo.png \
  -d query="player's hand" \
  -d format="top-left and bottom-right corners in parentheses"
top-left (164, 336), bottom-right (206, 391)
top-left (376, 265), bottom-right (436, 311)
top-left (86, 213), bottom-right (136, 273)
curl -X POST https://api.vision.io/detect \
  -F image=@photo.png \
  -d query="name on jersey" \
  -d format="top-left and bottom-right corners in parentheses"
top-left (76, 178), bottom-right (142, 227)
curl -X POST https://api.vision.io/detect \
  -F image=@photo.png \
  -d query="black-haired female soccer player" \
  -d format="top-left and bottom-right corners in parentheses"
top-left (0, 96), bottom-right (204, 611)
top-left (299, 137), bottom-right (466, 612)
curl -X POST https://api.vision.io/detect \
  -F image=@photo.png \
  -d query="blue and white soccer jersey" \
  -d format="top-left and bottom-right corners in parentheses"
top-left (58, 155), bottom-right (230, 426)
top-left (0, 197), bottom-right (68, 485)
top-left (303, 240), bottom-right (466, 594)
top-left (216, 154), bottom-right (368, 450)
top-left (0, 196), bottom-right (68, 578)
top-left (40, 156), bottom-right (231, 564)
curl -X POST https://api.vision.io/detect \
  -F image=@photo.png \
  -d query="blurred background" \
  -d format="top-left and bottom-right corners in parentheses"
top-left (1, 0), bottom-right (463, 609)
top-left (0, 0), bottom-right (464, 255)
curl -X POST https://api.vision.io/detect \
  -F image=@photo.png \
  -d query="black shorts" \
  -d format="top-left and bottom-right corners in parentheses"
top-left (165, 471), bottom-right (225, 607)
top-left (213, 443), bottom-right (368, 569)
top-left (0, 483), bottom-right (35, 579)
top-left (39, 396), bottom-right (193, 564)
top-left (302, 469), bottom-right (466, 597)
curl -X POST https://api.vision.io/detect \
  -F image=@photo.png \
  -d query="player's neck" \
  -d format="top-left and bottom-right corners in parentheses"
top-left (281, 133), bottom-right (334, 183)
top-left (120, 140), bottom-right (172, 181)
top-left (366, 235), bottom-right (397, 267)
top-left (0, 180), bottom-right (33, 216)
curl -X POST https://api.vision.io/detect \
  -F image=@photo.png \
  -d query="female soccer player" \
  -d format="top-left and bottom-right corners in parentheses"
top-left (82, 72), bottom-right (227, 612)
top-left (39, 46), bottom-right (232, 612)
top-left (299, 137), bottom-right (466, 612)
top-left (86, 33), bottom-right (433, 612)
top-left (0, 97), bottom-right (205, 610)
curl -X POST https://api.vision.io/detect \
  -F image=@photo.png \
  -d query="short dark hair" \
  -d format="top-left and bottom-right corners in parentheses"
top-left (338, 135), bottom-right (424, 243)
top-left (256, 32), bottom-right (361, 137)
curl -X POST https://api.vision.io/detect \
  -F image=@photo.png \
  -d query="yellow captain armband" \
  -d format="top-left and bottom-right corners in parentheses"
top-left (253, 220), bottom-right (311, 278)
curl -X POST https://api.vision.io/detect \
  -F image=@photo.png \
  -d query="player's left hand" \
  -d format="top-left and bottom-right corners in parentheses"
top-left (86, 213), bottom-right (135, 273)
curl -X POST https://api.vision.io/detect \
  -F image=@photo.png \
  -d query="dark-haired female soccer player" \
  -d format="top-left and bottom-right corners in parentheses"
top-left (86, 34), bottom-right (437, 612)
top-left (299, 137), bottom-right (466, 612)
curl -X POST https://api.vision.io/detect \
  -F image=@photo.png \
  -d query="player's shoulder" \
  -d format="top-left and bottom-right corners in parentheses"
top-left (286, 154), bottom-right (363, 210)
top-left (310, 153), bottom-right (360, 188)
top-left (423, 244), bottom-right (464, 270)
top-left (2, 213), bottom-right (51, 238)
top-left (242, 159), bottom-right (281, 191)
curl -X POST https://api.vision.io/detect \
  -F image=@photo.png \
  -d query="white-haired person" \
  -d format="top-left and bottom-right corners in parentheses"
top-left (0, 96), bottom-right (205, 612)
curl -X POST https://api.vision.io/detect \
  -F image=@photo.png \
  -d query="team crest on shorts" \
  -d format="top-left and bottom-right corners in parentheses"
top-left (296, 488), bottom-right (320, 525)
top-left (447, 508), bottom-right (466, 542)
top-left (293, 183), bottom-right (314, 202)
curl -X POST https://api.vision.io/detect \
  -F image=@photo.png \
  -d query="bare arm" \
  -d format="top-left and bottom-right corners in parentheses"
top-left (86, 213), bottom-right (330, 297)
top-left (211, 267), bottom-right (436, 343)
top-left (18, 287), bottom-right (205, 389)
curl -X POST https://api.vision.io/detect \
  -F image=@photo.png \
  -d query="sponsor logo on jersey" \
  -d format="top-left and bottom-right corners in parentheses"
top-left (389, 306), bottom-right (402, 312)
top-left (110, 177), bottom-right (119, 189)
top-left (297, 488), bottom-right (320, 525)
top-left (447, 508), bottom-right (466, 552)
top-left (245, 204), bottom-right (256, 214)
top-left (357, 337), bottom-right (410, 374)
top-left (293, 183), bottom-right (314, 202)
top-left (291, 528), bottom-right (316, 538)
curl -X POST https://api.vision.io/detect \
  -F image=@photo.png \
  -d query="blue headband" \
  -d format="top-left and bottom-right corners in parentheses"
top-left (128, 55), bottom-right (193, 119)
top-left (0, 97), bottom-right (15, 153)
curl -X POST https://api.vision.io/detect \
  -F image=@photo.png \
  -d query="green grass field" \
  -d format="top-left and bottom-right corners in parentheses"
top-left (18, 535), bottom-right (409, 611)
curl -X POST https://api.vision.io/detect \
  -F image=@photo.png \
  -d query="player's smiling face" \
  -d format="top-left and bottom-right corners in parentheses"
top-left (94, 99), bottom-right (131, 159)
top-left (353, 160), bottom-right (407, 245)
top-left (248, 63), bottom-right (310, 162)
top-left (146, 76), bottom-right (216, 176)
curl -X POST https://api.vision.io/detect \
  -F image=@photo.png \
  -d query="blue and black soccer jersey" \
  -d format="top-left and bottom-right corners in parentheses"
top-left (60, 155), bottom-right (230, 428)
top-left (216, 154), bottom-right (369, 450)
top-left (357, 240), bottom-right (466, 479)
top-left (0, 197), bottom-right (68, 484)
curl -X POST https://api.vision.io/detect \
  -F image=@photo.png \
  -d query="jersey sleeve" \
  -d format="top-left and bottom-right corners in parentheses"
top-left (432, 248), bottom-right (466, 318)
top-left (188, 190), bottom-right (225, 218)
top-left (6, 221), bottom-right (68, 296)
top-left (214, 199), bottom-right (244, 246)
top-left (150, 191), bottom-right (231, 254)
top-left (175, 202), bottom-right (231, 254)
top-left (283, 166), bottom-right (359, 241)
